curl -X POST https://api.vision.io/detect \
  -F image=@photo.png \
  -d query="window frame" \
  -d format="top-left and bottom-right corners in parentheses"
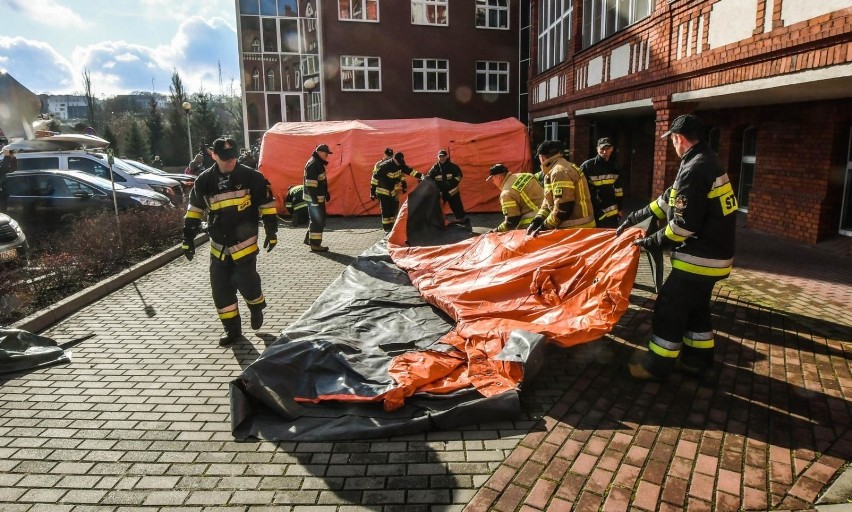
top-left (582, 0), bottom-right (655, 48)
top-left (537, 0), bottom-right (573, 72)
top-left (412, 58), bottom-right (450, 93)
top-left (475, 0), bottom-right (509, 30)
top-left (338, 0), bottom-right (380, 22)
top-left (476, 60), bottom-right (510, 93)
top-left (411, 0), bottom-right (449, 26)
top-left (340, 56), bottom-right (382, 92)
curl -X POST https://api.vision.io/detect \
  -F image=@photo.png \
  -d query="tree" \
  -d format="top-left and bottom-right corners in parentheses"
top-left (125, 120), bottom-right (147, 161)
top-left (218, 79), bottom-right (245, 148)
top-left (102, 125), bottom-right (120, 156)
top-left (82, 69), bottom-right (99, 131)
top-left (190, 89), bottom-right (223, 149)
top-left (145, 96), bottom-right (164, 161)
top-left (164, 69), bottom-right (190, 165)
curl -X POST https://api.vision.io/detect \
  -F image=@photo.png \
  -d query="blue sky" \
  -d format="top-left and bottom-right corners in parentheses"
top-left (0, 0), bottom-right (239, 97)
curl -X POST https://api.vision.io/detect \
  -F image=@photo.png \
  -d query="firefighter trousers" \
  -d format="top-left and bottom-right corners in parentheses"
top-left (378, 195), bottom-right (398, 232)
top-left (306, 202), bottom-right (326, 246)
top-left (441, 192), bottom-right (466, 220)
top-left (641, 271), bottom-right (716, 377)
top-left (209, 254), bottom-right (265, 334)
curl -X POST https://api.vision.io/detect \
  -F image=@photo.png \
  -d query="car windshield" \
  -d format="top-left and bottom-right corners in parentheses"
top-left (110, 159), bottom-right (145, 176)
top-left (119, 158), bottom-right (164, 175)
top-left (67, 172), bottom-right (129, 191)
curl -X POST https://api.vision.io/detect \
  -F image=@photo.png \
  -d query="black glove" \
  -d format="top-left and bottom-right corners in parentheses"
top-left (182, 240), bottom-right (195, 261)
top-left (400, 181), bottom-right (407, 194)
top-left (263, 234), bottom-right (277, 252)
top-left (526, 216), bottom-right (545, 236)
top-left (616, 216), bottom-right (634, 236)
top-left (633, 237), bottom-right (656, 250)
top-left (370, 187), bottom-right (377, 200)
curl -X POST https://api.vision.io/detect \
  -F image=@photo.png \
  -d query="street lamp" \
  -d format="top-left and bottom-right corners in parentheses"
top-left (182, 101), bottom-right (193, 161)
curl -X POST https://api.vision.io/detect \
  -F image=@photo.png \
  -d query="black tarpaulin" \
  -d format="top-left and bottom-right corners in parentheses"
top-left (0, 329), bottom-right (73, 375)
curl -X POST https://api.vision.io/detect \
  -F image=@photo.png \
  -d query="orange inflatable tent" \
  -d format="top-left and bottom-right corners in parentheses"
top-left (258, 117), bottom-right (532, 216)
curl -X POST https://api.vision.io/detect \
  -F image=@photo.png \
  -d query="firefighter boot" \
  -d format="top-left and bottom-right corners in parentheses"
top-left (219, 330), bottom-right (242, 347)
top-left (250, 308), bottom-right (264, 330)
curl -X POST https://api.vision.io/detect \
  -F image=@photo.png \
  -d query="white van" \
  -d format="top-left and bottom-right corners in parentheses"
top-left (15, 150), bottom-right (185, 205)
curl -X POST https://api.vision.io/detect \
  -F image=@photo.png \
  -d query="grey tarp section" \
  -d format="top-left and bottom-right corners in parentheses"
top-left (230, 181), bottom-right (547, 441)
top-left (0, 329), bottom-right (72, 375)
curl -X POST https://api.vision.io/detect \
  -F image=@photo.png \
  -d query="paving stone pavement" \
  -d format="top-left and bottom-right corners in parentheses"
top-left (0, 213), bottom-right (850, 511)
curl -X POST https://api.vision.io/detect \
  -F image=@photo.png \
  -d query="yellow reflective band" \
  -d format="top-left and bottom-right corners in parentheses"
top-left (649, 201), bottom-right (665, 219)
top-left (371, 178), bottom-right (379, 185)
top-left (305, 179), bottom-right (319, 187)
top-left (293, 203), bottom-right (307, 210)
top-left (181, 243), bottom-right (190, 250)
top-left (615, 191), bottom-right (624, 197)
top-left (218, 310), bottom-right (239, 320)
top-left (518, 217), bottom-right (533, 227)
top-left (502, 200), bottom-right (518, 208)
top-left (707, 182), bottom-right (734, 199)
top-left (599, 210), bottom-right (619, 220)
top-left (246, 296), bottom-right (265, 305)
top-left (552, 180), bottom-right (575, 189)
top-left (591, 179), bottom-right (616, 186)
top-left (672, 259), bottom-right (732, 277)
top-left (210, 197), bottom-right (251, 211)
top-left (231, 243), bottom-right (259, 261)
top-left (310, 233), bottom-right (322, 240)
top-left (665, 225), bottom-right (688, 242)
top-left (260, 207), bottom-right (277, 215)
top-left (185, 210), bottom-right (203, 219)
top-left (210, 245), bottom-right (223, 259)
top-left (376, 187), bottom-right (392, 196)
top-left (649, 342), bottom-right (680, 359)
top-left (683, 336), bottom-right (715, 349)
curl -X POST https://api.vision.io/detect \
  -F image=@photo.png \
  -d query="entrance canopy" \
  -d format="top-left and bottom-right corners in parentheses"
top-left (258, 117), bottom-right (532, 216)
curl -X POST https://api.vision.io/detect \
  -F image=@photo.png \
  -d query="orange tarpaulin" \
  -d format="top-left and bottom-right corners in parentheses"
top-left (376, 200), bottom-right (642, 411)
top-left (258, 117), bottom-right (531, 216)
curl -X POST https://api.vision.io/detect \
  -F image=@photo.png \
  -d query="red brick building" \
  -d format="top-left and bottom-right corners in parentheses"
top-left (236, 0), bottom-right (522, 145)
top-left (528, 0), bottom-right (852, 244)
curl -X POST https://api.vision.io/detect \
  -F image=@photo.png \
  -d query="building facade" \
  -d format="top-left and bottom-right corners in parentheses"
top-left (529, 0), bottom-right (851, 244)
top-left (45, 95), bottom-right (89, 121)
top-left (236, 0), bottom-right (522, 145)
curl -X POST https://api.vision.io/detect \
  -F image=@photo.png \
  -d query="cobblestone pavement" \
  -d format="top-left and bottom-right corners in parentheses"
top-left (0, 214), bottom-right (850, 511)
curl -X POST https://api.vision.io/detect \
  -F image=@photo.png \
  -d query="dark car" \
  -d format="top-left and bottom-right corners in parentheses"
top-left (3, 170), bottom-right (172, 223)
top-left (0, 212), bottom-right (28, 268)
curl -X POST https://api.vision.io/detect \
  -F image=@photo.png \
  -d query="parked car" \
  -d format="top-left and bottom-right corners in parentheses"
top-left (0, 212), bottom-right (28, 268)
top-left (15, 150), bottom-right (184, 205)
top-left (2, 170), bottom-right (172, 223)
top-left (120, 158), bottom-right (196, 196)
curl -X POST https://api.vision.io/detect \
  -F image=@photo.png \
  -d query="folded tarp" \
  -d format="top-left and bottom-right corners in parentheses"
top-left (0, 329), bottom-right (73, 375)
top-left (230, 183), bottom-right (641, 440)
top-left (258, 117), bottom-right (531, 216)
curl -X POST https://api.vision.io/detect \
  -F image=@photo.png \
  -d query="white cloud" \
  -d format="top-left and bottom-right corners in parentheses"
top-left (0, 0), bottom-right (88, 29)
top-left (0, 37), bottom-right (76, 94)
top-left (0, 15), bottom-right (239, 97)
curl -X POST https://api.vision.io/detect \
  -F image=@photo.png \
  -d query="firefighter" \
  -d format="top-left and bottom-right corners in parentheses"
top-left (304, 143), bottom-right (332, 252)
top-left (526, 140), bottom-right (595, 236)
top-left (284, 184), bottom-right (308, 226)
top-left (370, 151), bottom-right (423, 232)
top-left (182, 137), bottom-right (278, 346)
top-left (618, 114), bottom-right (737, 381)
top-left (581, 137), bottom-right (624, 228)
top-left (486, 163), bottom-right (544, 232)
top-left (426, 149), bottom-right (467, 223)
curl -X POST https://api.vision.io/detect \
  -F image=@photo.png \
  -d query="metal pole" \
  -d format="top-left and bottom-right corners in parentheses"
top-left (185, 112), bottom-right (193, 161)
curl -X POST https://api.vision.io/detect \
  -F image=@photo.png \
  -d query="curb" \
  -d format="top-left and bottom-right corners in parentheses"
top-left (12, 233), bottom-right (209, 334)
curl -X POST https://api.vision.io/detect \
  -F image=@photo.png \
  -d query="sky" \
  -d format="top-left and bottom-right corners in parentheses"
top-left (0, 0), bottom-right (240, 97)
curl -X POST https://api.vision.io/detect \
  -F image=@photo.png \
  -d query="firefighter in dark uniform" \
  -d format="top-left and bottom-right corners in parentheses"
top-left (618, 114), bottom-right (737, 380)
top-left (370, 151), bottom-right (423, 232)
top-left (486, 164), bottom-right (544, 232)
top-left (284, 184), bottom-right (308, 226)
top-left (527, 140), bottom-right (596, 235)
top-left (426, 150), bottom-right (467, 223)
top-left (581, 137), bottom-right (624, 229)
top-left (182, 137), bottom-right (279, 346)
top-left (304, 143), bottom-right (332, 252)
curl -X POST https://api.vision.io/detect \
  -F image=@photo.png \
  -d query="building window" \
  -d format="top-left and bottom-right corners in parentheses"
top-left (537, 0), bottom-right (572, 72)
top-left (412, 59), bottom-right (449, 92)
top-left (738, 126), bottom-right (756, 211)
top-left (251, 37), bottom-right (261, 52)
top-left (252, 69), bottom-right (261, 90)
top-left (476, 0), bottom-right (509, 29)
top-left (412, 0), bottom-right (448, 26)
top-left (339, 0), bottom-right (379, 21)
top-left (476, 61), bottom-right (509, 93)
top-left (306, 91), bottom-right (322, 121)
top-left (341, 56), bottom-right (381, 91)
top-left (266, 69), bottom-right (276, 90)
top-left (582, 0), bottom-right (655, 48)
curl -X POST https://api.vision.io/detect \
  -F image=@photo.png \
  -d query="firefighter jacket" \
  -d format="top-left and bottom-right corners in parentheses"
top-left (184, 163), bottom-right (278, 264)
top-left (536, 155), bottom-right (595, 229)
top-left (303, 152), bottom-right (330, 204)
top-left (426, 160), bottom-right (463, 198)
top-left (580, 155), bottom-right (624, 223)
top-left (496, 173), bottom-right (544, 232)
top-left (371, 159), bottom-right (422, 198)
top-left (631, 141), bottom-right (737, 282)
top-left (285, 184), bottom-right (307, 215)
